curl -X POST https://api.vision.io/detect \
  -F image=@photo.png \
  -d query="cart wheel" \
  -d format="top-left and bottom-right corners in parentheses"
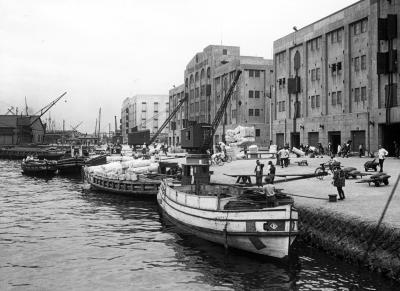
top-left (375, 181), bottom-right (380, 187)
top-left (384, 179), bottom-right (389, 185)
top-left (315, 167), bottom-right (325, 180)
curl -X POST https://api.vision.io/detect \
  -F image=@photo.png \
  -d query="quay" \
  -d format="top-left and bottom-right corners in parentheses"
top-left (168, 155), bottom-right (400, 280)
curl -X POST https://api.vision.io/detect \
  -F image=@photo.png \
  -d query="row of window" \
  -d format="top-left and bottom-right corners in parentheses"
top-left (353, 86), bottom-right (367, 102)
top-left (248, 108), bottom-right (261, 117)
top-left (353, 19), bottom-right (368, 36)
top-left (248, 70), bottom-right (261, 78)
top-left (278, 101), bottom-right (286, 112)
top-left (354, 55), bottom-right (367, 71)
top-left (331, 91), bottom-right (343, 105)
top-left (330, 29), bottom-right (343, 44)
top-left (310, 68), bottom-right (321, 81)
top-left (310, 95), bottom-right (321, 108)
top-left (249, 90), bottom-right (261, 98)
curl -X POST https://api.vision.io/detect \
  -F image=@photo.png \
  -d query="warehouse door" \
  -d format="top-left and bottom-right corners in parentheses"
top-left (308, 132), bottom-right (319, 147)
top-left (276, 133), bottom-right (284, 148)
top-left (328, 131), bottom-right (341, 154)
top-left (291, 132), bottom-right (300, 148)
top-left (381, 123), bottom-right (400, 156)
top-left (351, 130), bottom-right (366, 152)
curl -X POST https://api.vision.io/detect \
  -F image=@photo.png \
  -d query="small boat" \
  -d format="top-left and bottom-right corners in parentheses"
top-left (56, 156), bottom-right (86, 174)
top-left (157, 181), bottom-right (298, 259)
top-left (21, 157), bottom-right (58, 176)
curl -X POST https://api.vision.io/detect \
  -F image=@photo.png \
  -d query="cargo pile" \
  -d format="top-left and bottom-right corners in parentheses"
top-left (225, 126), bottom-right (255, 146)
top-left (86, 159), bottom-right (159, 181)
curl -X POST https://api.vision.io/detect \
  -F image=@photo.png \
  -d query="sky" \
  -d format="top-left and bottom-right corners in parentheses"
top-left (0, 0), bottom-right (359, 133)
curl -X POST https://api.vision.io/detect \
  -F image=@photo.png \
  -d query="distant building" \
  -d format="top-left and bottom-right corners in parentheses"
top-left (121, 95), bottom-right (169, 143)
top-left (169, 45), bottom-right (273, 146)
top-left (0, 115), bottom-right (45, 145)
top-left (168, 84), bottom-right (185, 146)
top-left (272, 0), bottom-right (400, 154)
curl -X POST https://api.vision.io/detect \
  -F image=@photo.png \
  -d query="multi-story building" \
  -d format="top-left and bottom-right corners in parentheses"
top-left (121, 95), bottom-right (169, 143)
top-left (272, 0), bottom-right (400, 155)
top-left (168, 84), bottom-right (185, 146)
top-left (170, 45), bottom-right (273, 146)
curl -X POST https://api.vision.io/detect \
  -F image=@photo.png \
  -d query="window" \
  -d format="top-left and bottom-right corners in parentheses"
top-left (248, 109), bottom-right (254, 116)
top-left (337, 62), bottom-right (342, 74)
top-left (154, 102), bottom-right (159, 113)
top-left (277, 51), bottom-right (285, 64)
top-left (354, 22), bottom-right (361, 35)
top-left (361, 19), bottom-right (368, 33)
top-left (331, 31), bottom-right (337, 43)
top-left (141, 102), bottom-right (147, 112)
top-left (282, 78), bottom-right (286, 87)
top-left (254, 109), bottom-right (260, 116)
top-left (354, 88), bottom-right (360, 102)
top-left (195, 87), bottom-right (199, 98)
top-left (231, 109), bottom-right (237, 119)
top-left (255, 70), bottom-right (260, 78)
top-left (249, 90), bottom-right (254, 98)
top-left (354, 57), bottom-right (360, 71)
top-left (361, 86), bottom-right (367, 101)
top-left (337, 91), bottom-right (342, 104)
top-left (331, 63), bottom-right (337, 75)
top-left (311, 69), bottom-right (316, 81)
top-left (316, 68), bottom-right (321, 80)
top-left (316, 37), bottom-right (320, 50)
top-left (249, 70), bottom-right (254, 77)
top-left (337, 29), bottom-right (342, 42)
top-left (255, 91), bottom-right (260, 98)
top-left (200, 100), bottom-right (205, 111)
top-left (255, 129), bottom-right (260, 137)
top-left (311, 96), bottom-right (315, 108)
top-left (195, 102), bottom-right (199, 112)
top-left (310, 39), bottom-right (315, 51)
top-left (361, 55), bottom-right (367, 70)
top-left (223, 49), bottom-right (227, 55)
top-left (316, 95), bottom-right (320, 107)
top-left (332, 92), bottom-right (337, 105)
top-left (282, 101), bottom-right (285, 111)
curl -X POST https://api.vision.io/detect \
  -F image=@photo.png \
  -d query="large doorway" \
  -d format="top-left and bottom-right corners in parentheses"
top-left (351, 130), bottom-right (366, 152)
top-left (328, 131), bottom-right (341, 154)
top-left (381, 123), bottom-right (400, 156)
top-left (308, 132), bottom-right (319, 147)
top-left (291, 132), bottom-right (300, 148)
top-left (276, 133), bottom-right (284, 148)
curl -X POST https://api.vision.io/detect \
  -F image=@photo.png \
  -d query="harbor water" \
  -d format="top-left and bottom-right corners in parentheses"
top-left (0, 160), bottom-right (398, 290)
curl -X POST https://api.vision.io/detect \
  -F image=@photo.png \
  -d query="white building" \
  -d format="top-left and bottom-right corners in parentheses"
top-left (121, 95), bottom-right (169, 143)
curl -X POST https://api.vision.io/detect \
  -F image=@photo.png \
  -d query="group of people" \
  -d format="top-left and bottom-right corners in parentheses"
top-left (276, 146), bottom-right (290, 168)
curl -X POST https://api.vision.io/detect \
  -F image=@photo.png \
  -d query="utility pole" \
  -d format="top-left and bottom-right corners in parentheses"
top-left (98, 108), bottom-right (101, 139)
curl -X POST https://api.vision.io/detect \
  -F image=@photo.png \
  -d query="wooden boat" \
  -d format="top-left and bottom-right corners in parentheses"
top-left (86, 173), bottom-right (160, 196)
top-left (56, 156), bottom-right (86, 174)
top-left (157, 181), bottom-right (298, 259)
top-left (21, 158), bottom-right (58, 176)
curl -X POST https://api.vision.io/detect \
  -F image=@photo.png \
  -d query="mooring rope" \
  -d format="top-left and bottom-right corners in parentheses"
top-left (363, 174), bottom-right (400, 261)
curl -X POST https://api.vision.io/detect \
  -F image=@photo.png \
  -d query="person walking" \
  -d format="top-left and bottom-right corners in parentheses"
top-left (254, 160), bottom-right (264, 187)
top-left (333, 166), bottom-right (346, 200)
top-left (359, 144), bottom-right (364, 158)
top-left (378, 145), bottom-right (389, 172)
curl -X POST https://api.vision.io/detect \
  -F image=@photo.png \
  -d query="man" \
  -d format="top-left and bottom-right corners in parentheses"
top-left (263, 176), bottom-right (277, 207)
top-left (266, 161), bottom-right (276, 184)
top-left (282, 147), bottom-right (290, 167)
top-left (378, 145), bottom-right (388, 172)
top-left (333, 166), bottom-right (346, 200)
top-left (359, 144), bottom-right (364, 158)
top-left (254, 160), bottom-right (264, 187)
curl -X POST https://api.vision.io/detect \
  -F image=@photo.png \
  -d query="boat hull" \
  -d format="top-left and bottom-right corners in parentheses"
top-left (21, 162), bottom-right (57, 176)
top-left (157, 182), bottom-right (298, 259)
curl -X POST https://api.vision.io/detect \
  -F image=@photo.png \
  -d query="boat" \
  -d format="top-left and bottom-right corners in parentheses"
top-left (0, 146), bottom-right (65, 160)
top-left (21, 157), bottom-right (58, 176)
top-left (157, 181), bottom-right (298, 259)
top-left (84, 160), bottom-right (180, 197)
top-left (56, 156), bottom-right (86, 174)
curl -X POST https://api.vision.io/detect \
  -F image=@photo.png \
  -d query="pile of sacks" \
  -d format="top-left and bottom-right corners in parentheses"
top-left (87, 159), bottom-right (159, 181)
top-left (225, 126), bottom-right (256, 146)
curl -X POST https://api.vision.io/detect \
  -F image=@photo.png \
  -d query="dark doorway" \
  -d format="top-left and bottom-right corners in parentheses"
top-left (328, 131), bottom-right (341, 154)
top-left (308, 132), bottom-right (319, 147)
top-left (381, 123), bottom-right (400, 156)
top-left (351, 130), bottom-right (366, 152)
top-left (276, 133), bottom-right (284, 148)
top-left (291, 132), bottom-right (300, 148)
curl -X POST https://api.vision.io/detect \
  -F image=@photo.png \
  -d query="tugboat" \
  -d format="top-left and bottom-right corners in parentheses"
top-left (21, 156), bottom-right (58, 176)
top-left (157, 70), bottom-right (298, 259)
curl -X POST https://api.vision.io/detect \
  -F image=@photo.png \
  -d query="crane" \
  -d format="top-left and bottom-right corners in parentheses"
top-left (70, 121), bottom-right (83, 132)
top-left (181, 70), bottom-right (242, 153)
top-left (30, 92), bottom-right (67, 126)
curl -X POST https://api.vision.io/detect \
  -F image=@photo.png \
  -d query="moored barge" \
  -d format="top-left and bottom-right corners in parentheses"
top-left (21, 158), bottom-right (58, 176)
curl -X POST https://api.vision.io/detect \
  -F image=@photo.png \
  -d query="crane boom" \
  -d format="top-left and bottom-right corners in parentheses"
top-left (148, 94), bottom-right (188, 145)
top-left (30, 92), bottom-right (67, 126)
top-left (203, 70), bottom-right (241, 149)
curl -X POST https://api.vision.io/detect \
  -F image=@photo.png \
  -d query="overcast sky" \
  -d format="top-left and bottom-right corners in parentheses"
top-left (0, 0), bottom-right (358, 133)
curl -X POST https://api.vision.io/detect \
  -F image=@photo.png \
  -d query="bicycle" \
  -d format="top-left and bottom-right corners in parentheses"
top-left (314, 161), bottom-right (341, 180)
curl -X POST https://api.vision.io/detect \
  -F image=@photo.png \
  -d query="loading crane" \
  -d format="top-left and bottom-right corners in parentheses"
top-left (181, 70), bottom-right (242, 153)
top-left (128, 94), bottom-right (188, 146)
top-left (30, 92), bottom-right (67, 126)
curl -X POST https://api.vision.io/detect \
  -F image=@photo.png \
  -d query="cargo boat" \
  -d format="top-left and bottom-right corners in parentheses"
top-left (21, 158), bottom-right (58, 176)
top-left (158, 181), bottom-right (298, 259)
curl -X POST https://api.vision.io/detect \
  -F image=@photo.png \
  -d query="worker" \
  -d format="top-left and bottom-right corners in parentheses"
top-left (254, 160), bottom-right (264, 187)
top-left (378, 145), bottom-right (389, 172)
top-left (263, 176), bottom-right (276, 207)
top-left (265, 161), bottom-right (275, 184)
top-left (332, 166), bottom-right (346, 200)
top-left (142, 143), bottom-right (147, 155)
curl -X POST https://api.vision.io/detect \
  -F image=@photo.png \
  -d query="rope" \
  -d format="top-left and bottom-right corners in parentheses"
top-left (363, 174), bottom-right (400, 261)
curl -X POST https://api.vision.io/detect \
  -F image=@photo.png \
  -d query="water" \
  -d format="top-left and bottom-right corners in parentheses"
top-left (0, 160), bottom-right (398, 290)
